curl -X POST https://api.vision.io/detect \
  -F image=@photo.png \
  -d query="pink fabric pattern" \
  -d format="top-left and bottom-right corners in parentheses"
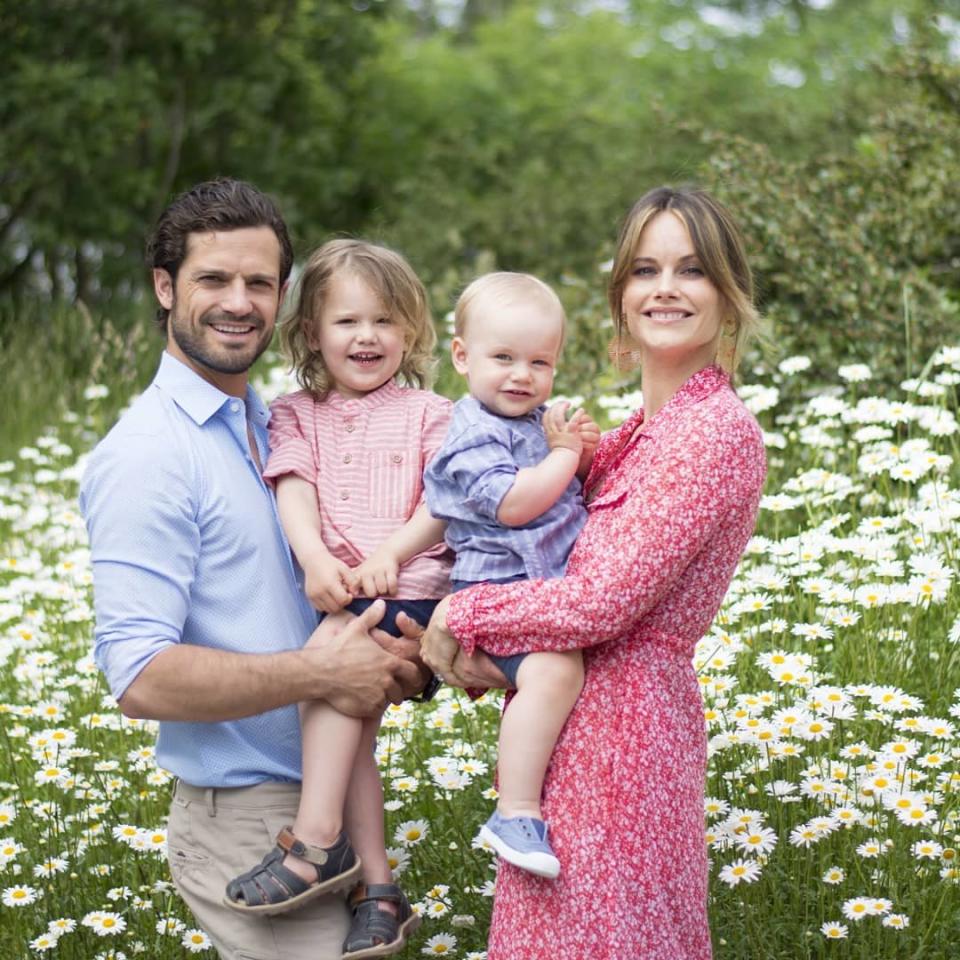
top-left (448, 365), bottom-right (766, 960)
top-left (264, 381), bottom-right (453, 599)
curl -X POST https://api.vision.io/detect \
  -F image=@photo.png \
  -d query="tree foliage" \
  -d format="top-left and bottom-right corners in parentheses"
top-left (0, 0), bottom-right (383, 303)
top-left (1, 0), bottom-right (956, 376)
top-left (701, 42), bottom-right (959, 374)
top-left (349, 0), bottom-right (919, 282)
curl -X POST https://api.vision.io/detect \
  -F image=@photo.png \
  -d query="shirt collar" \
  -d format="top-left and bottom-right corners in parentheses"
top-left (625, 363), bottom-right (730, 439)
top-left (154, 351), bottom-right (266, 426)
top-left (472, 395), bottom-right (544, 425)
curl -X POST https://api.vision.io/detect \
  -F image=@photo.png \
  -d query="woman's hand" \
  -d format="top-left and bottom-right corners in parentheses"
top-left (420, 595), bottom-right (458, 676)
top-left (420, 596), bottom-right (510, 690)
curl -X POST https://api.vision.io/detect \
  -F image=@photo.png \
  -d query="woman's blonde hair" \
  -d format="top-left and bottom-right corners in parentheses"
top-left (281, 238), bottom-right (436, 397)
top-left (607, 186), bottom-right (760, 375)
top-left (454, 272), bottom-right (566, 343)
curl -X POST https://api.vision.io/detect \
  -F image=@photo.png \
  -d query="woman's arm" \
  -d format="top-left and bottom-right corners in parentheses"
top-left (445, 417), bottom-right (765, 660)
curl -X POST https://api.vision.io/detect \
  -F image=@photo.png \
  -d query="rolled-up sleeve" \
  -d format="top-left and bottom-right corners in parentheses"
top-left (446, 434), bottom-right (518, 523)
top-left (80, 434), bottom-right (200, 701)
top-left (264, 392), bottom-right (318, 486)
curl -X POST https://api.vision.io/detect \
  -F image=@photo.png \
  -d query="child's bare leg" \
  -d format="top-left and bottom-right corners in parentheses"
top-left (282, 697), bottom-right (363, 885)
top-left (495, 649), bottom-right (584, 820)
top-left (344, 716), bottom-right (398, 916)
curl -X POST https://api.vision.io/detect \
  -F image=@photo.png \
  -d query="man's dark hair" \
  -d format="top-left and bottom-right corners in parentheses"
top-left (146, 178), bottom-right (294, 331)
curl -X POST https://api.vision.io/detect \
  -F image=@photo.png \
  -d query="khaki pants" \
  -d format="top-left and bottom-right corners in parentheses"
top-left (167, 780), bottom-right (349, 960)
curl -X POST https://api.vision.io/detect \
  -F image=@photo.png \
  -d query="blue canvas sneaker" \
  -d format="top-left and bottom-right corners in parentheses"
top-left (478, 811), bottom-right (561, 879)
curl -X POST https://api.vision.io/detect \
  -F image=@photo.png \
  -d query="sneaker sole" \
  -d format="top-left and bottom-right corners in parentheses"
top-left (478, 825), bottom-right (561, 879)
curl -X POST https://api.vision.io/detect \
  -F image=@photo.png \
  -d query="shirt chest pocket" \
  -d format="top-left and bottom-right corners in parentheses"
top-left (368, 449), bottom-right (422, 519)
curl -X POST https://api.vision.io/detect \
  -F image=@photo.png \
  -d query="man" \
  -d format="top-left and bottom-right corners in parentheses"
top-left (80, 179), bottom-right (426, 959)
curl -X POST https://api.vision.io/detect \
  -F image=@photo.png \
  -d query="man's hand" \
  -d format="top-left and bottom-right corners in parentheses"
top-left (302, 601), bottom-right (419, 716)
top-left (304, 554), bottom-right (357, 613)
top-left (353, 546), bottom-right (401, 599)
top-left (382, 609), bottom-right (434, 699)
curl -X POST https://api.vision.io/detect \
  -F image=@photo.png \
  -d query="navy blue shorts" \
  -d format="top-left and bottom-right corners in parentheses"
top-left (451, 576), bottom-right (528, 687)
top-left (320, 598), bottom-right (440, 638)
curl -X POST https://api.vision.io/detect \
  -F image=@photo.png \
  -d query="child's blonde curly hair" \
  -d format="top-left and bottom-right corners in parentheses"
top-left (280, 238), bottom-right (437, 398)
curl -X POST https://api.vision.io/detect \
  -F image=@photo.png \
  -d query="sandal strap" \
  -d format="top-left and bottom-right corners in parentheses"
top-left (276, 826), bottom-right (335, 865)
top-left (344, 902), bottom-right (398, 952)
top-left (235, 848), bottom-right (310, 906)
top-left (349, 882), bottom-right (403, 907)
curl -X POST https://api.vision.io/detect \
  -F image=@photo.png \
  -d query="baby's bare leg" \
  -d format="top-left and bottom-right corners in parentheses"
top-left (495, 649), bottom-right (584, 819)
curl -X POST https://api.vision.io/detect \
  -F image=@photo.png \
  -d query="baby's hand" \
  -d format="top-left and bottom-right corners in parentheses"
top-left (353, 547), bottom-right (401, 599)
top-left (304, 556), bottom-right (357, 614)
top-left (568, 408), bottom-right (601, 477)
top-left (542, 401), bottom-right (583, 457)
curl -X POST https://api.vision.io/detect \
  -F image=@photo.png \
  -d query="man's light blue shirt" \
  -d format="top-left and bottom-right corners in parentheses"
top-left (423, 396), bottom-right (587, 583)
top-left (80, 352), bottom-right (317, 787)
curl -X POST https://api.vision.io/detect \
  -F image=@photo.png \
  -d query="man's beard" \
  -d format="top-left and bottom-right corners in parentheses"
top-left (169, 306), bottom-right (273, 375)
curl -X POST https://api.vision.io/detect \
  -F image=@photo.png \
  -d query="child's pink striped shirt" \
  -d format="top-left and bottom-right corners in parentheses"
top-left (264, 381), bottom-right (454, 600)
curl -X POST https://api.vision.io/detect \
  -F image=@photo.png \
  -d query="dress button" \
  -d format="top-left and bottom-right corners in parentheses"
top-left (343, 454), bottom-right (352, 464)
top-left (391, 454), bottom-right (403, 463)
top-left (345, 423), bottom-right (355, 433)
top-left (340, 490), bottom-right (350, 500)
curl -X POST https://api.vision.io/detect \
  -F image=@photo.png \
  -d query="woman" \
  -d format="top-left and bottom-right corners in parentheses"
top-left (422, 186), bottom-right (767, 959)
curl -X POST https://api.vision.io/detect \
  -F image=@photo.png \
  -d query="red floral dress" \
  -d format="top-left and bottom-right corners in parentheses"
top-left (448, 365), bottom-right (766, 960)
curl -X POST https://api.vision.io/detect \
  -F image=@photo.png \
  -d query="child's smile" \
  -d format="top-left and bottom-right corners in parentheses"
top-left (309, 271), bottom-right (406, 399)
top-left (451, 301), bottom-right (563, 419)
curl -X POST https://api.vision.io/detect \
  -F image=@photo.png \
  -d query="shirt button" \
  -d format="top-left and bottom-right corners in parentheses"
top-left (230, 401), bottom-right (241, 413)
top-left (343, 454), bottom-right (352, 464)
top-left (345, 423), bottom-right (355, 433)
top-left (340, 490), bottom-right (350, 500)
top-left (391, 454), bottom-right (403, 464)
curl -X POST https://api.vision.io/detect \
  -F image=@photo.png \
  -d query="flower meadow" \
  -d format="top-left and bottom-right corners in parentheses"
top-left (1, 347), bottom-right (959, 959)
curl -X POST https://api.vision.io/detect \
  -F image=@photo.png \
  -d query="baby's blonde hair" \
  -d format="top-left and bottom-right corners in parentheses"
top-left (454, 272), bottom-right (566, 346)
top-left (281, 238), bottom-right (436, 397)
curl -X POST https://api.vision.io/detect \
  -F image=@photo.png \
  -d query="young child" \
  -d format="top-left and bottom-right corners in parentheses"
top-left (423, 272), bottom-right (599, 879)
top-left (224, 239), bottom-right (452, 959)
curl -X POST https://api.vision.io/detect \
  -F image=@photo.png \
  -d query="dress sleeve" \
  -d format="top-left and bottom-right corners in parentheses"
top-left (447, 418), bottom-right (765, 656)
top-left (263, 393), bottom-right (318, 486)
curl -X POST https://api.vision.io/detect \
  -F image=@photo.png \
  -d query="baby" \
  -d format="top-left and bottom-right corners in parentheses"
top-left (424, 272), bottom-right (598, 878)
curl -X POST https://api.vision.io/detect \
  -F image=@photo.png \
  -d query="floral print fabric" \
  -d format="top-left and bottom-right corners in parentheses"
top-left (448, 365), bottom-right (767, 960)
